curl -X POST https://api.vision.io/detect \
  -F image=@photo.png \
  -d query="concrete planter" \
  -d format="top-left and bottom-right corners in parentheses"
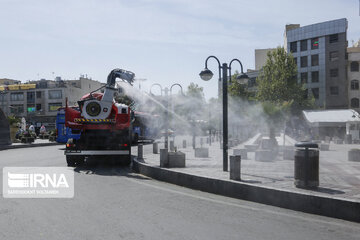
top-left (283, 147), bottom-right (295, 160)
top-left (320, 143), bottom-right (330, 151)
top-left (255, 150), bottom-right (277, 162)
top-left (233, 149), bottom-right (247, 160)
top-left (195, 148), bottom-right (209, 158)
top-left (168, 151), bottom-right (186, 168)
top-left (348, 149), bottom-right (360, 162)
top-left (245, 144), bottom-right (258, 152)
top-left (334, 139), bottom-right (343, 144)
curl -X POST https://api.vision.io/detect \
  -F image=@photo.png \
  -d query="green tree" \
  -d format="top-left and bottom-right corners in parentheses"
top-left (228, 71), bottom-right (251, 100)
top-left (256, 47), bottom-right (315, 142)
top-left (256, 47), bottom-right (315, 113)
top-left (186, 82), bottom-right (204, 100)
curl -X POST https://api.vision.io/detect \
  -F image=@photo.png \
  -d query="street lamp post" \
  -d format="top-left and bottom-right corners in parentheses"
top-left (150, 83), bottom-right (183, 151)
top-left (200, 56), bottom-right (248, 172)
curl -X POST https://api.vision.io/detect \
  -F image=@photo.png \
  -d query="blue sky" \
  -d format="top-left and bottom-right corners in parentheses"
top-left (0, 0), bottom-right (359, 99)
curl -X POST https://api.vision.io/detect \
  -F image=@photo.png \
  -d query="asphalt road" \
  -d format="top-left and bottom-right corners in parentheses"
top-left (0, 145), bottom-right (359, 240)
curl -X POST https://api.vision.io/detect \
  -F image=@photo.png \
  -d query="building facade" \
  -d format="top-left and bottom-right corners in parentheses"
top-left (255, 48), bottom-right (275, 70)
top-left (284, 18), bottom-right (348, 109)
top-left (0, 77), bottom-right (104, 129)
top-left (348, 41), bottom-right (360, 112)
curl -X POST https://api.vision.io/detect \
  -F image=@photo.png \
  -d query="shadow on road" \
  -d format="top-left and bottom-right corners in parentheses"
top-left (72, 155), bottom-right (150, 181)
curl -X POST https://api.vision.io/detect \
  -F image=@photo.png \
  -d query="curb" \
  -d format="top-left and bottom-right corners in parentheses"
top-left (0, 142), bottom-right (63, 151)
top-left (132, 158), bottom-right (360, 223)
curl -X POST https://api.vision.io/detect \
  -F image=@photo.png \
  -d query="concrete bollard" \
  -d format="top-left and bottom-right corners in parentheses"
top-left (195, 148), bottom-right (209, 158)
top-left (153, 142), bottom-right (158, 154)
top-left (348, 149), bottom-right (360, 162)
top-left (230, 155), bottom-right (241, 181)
top-left (170, 140), bottom-right (175, 151)
top-left (168, 151), bottom-right (186, 168)
top-left (160, 148), bottom-right (169, 167)
top-left (183, 140), bottom-right (187, 148)
top-left (233, 149), bottom-right (247, 160)
top-left (138, 144), bottom-right (143, 160)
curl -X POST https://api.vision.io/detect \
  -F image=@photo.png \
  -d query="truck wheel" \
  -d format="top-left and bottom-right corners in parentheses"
top-left (123, 156), bottom-right (132, 166)
top-left (75, 157), bottom-right (85, 166)
top-left (66, 156), bottom-right (76, 167)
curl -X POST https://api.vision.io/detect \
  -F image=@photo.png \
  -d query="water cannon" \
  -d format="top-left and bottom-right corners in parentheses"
top-left (81, 68), bottom-right (135, 120)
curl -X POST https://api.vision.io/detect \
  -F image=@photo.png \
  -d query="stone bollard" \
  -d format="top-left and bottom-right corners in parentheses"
top-left (230, 155), bottom-right (241, 181)
top-left (233, 149), bottom-right (247, 160)
top-left (168, 151), bottom-right (186, 168)
top-left (345, 134), bottom-right (352, 144)
top-left (319, 143), bottom-right (329, 151)
top-left (153, 142), bottom-right (158, 154)
top-left (283, 146), bottom-right (295, 160)
top-left (138, 144), bottom-right (143, 160)
top-left (348, 149), bottom-right (360, 162)
top-left (170, 140), bottom-right (175, 151)
top-left (195, 148), bottom-right (209, 158)
top-left (160, 148), bottom-right (169, 167)
top-left (255, 150), bottom-right (276, 162)
top-left (183, 140), bottom-right (187, 148)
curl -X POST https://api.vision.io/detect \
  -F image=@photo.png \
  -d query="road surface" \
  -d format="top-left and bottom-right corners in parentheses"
top-left (0, 145), bottom-right (359, 240)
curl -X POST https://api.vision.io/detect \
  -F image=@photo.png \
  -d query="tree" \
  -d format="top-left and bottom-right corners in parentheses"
top-left (228, 71), bottom-right (251, 100)
top-left (186, 82), bottom-right (204, 100)
top-left (256, 47), bottom-right (315, 113)
top-left (256, 47), bottom-right (315, 142)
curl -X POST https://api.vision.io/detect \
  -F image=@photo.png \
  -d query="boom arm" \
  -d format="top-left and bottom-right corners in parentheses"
top-left (107, 69), bottom-right (135, 87)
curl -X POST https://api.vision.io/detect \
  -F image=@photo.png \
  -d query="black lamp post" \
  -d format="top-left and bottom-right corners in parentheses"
top-left (200, 56), bottom-right (248, 171)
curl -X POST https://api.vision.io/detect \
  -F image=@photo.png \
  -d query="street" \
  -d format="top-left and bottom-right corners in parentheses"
top-left (0, 145), bottom-right (359, 240)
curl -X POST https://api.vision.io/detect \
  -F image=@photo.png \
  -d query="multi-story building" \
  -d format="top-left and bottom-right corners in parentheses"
top-left (348, 40), bottom-right (360, 112)
top-left (0, 77), bottom-right (104, 129)
top-left (255, 48), bottom-right (276, 71)
top-left (284, 18), bottom-right (348, 109)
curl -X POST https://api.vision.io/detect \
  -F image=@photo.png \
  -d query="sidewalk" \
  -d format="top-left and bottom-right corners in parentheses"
top-left (0, 139), bottom-right (62, 150)
top-left (132, 135), bottom-right (360, 222)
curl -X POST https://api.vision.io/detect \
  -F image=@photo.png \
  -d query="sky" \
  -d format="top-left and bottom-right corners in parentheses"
top-left (0, 0), bottom-right (359, 99)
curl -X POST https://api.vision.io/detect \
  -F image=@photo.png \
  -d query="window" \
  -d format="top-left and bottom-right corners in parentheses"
top-left (49, 103), bottom-right (63, 111)
top-left (300, 56), bottom-right (307, 67)
top-left (10, 92), bottom-right (24, 101)
top-left (27, 92), bottom-right (35, 103)
top-left (10, 105), bottom-right (24, 114)
top-left (329, 51), bottom-right (339, 61)
top-left (294, 57), bottom-right (297, 66)
top-left (48, 90), bottom-right (62, 99)
top-left (330, 68), bottom-right (338, 77)
top-left (351, 62), bottom-right (359, 72)
top-left (27, 104), bottom-right (35, 113)
top-left (311, 88), bottom-right (319, 99)
top-left (36, 91), bottom-right (42, 99)
top-left (351, 80), bottom-right (359, 90)
top-left (351, 98), bottom-right (360, 108)
top-left (290, 41), bottom-right (297, 53)
top-left (36, 104), bottom-right (42, 111)
top-left (329, 34), bottom-right (338, 43)
top-left (311, 71), bottom-right (319, 82)
top-left (330, 86), bottom-right (339, 95)
top-left (300, 40), bottom-right (307, 51)
top-left (311, 38), bottom-right (319, 49)
top-left (311, 54), bottom-right (319, 66)
top-left (300, 72), bottom-right (308, 84)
